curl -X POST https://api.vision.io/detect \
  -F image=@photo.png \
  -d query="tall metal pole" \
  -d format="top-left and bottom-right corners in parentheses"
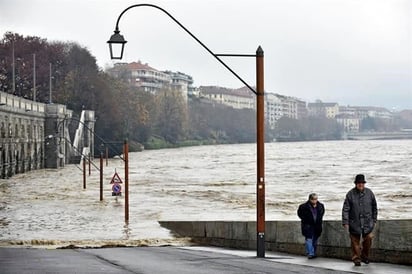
top-left (124, 140), bottom-right (129, 222)
top-left (12, 42), bottom-right (15, 94)
top-left (256, 46), bottom-right (265, 258)
top-left (33, 54), bottom-right (36, 101)
top-left (49, 63), bottom-right (52, 104)
top-left (83, 157), bottom-right (86, 189)
top-left (100, 151), bottom-right (103, 201)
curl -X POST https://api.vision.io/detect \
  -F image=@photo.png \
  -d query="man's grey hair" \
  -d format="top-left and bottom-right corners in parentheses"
top-left (308, 193), bottom-right (318, 200)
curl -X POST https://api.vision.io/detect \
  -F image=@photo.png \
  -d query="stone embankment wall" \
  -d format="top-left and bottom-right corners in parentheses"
top-left (159, 220), bottom-right (412, 265)
top-left (1, 91), bottom-right (50, 178)
top-left (0, 91), bottom-right (94, 178)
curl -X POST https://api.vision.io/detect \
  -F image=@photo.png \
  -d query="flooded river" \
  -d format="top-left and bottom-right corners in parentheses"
top-left (0, 140), bottom-right (411, 247)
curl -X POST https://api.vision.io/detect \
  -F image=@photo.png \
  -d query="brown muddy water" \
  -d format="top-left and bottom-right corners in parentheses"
top-left (0, 140), bottom-right (411, 248)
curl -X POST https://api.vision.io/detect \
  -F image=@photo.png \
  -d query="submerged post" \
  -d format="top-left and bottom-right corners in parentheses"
top-left (100, 151), bottom-right (103, 201)
top-left (83, 156), bottom-right (86, 189)
top-left (88, 153), bottom-right (91, 176)
top-left (124, 140), bottom-right (129, 222)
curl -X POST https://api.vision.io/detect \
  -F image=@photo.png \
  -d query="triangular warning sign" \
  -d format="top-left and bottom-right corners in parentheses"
top-left (110, 172), bottom-right (123, 184)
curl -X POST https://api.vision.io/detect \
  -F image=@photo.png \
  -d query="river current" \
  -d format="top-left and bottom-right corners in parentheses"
top-left (0, 140), bottom-right (411, 247)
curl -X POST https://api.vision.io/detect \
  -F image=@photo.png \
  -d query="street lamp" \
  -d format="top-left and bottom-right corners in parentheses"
top-left (108, 3), bottom-right (266, 257)
top-left (107, 30), bottom-right (127, 60)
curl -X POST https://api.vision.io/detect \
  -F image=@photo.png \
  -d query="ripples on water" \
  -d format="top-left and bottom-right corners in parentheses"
top-left (0, 140), bottom-right (411, 247)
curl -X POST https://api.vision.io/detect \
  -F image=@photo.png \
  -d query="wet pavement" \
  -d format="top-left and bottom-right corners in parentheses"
top-left (1, 245), bottom-right (411, 274)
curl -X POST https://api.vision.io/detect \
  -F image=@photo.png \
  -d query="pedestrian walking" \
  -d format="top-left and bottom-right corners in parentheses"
top-left (297, 193), bottom-right (325, 259)
top-left (342, 174), bottom-right (378, 266)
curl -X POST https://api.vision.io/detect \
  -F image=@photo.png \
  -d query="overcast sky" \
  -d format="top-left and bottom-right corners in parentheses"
top-left (1, 0), bottom-right (411, 109)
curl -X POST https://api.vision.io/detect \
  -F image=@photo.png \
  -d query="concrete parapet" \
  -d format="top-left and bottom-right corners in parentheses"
top-left (159, 220), bottom-right (412, 265)
top-left (0, 91), bottom-right (45, 114)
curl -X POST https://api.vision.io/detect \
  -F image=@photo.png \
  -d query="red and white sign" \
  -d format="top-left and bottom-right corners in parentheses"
top-left (110, 172), bottom-right (123, 184)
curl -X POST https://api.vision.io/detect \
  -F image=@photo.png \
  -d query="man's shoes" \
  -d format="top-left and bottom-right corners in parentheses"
top-left (308, 255), bottom-right (316, 259)
top-left (354, 261), bottom-right (361, 266)
top-left (362, 258), bottom-right (370, 264)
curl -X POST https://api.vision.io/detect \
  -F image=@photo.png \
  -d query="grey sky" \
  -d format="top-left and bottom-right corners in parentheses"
top-left (1, 0), bottom-right (411, 109)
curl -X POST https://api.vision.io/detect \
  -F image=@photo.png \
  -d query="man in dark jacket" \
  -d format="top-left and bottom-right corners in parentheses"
top-left (297, 193), bottom-right (325, 259)
top-left (342, 174), bottom-right (378, 266)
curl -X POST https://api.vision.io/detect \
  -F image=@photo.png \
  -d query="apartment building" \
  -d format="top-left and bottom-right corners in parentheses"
top-left (339, 106), bottom-right (393, 119)
top-left (357, 106), bottom-right (392, 120)
top-left (336, 105), bottom-right (395, 133)
top-left (199, 86), bottom-right (307, 129)
top-left (107, 61), bottom-right (193, 101)
top-left (281, 95), bottom-right (307, 120)
top-left (308, 101), bottom-right (339, 118)
top-left (164, 71), bottom-right (194, 101)
top-left (336, 114), bottom-right (360, 132)
top-left (265, 93), bottom-right (283, 128)
top-left (199, 86), bottom-right (255, 109)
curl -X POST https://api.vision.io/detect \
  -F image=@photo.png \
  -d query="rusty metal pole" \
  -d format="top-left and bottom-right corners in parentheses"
top-left (256, 46), bottom-right (265, 258)
top-left (83, 156), bottom-right (86, 189)
top-left (100, 151), bottom-right (103, 201)
top-left (124, 140), bottom-right (129, 222)
top-left (88, 153), bottom-right (91, 176)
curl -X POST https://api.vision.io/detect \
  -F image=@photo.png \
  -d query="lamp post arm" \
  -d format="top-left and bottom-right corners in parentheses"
top-left (114, 3), bottom-right (257, 95)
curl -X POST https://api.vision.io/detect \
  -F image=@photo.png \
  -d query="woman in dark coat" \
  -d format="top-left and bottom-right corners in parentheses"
top-left (297, 193), bottom-right (325, 259)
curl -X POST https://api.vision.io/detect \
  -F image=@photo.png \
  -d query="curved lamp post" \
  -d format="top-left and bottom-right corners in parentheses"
top-left (108, 3), bottom-right (266, 257)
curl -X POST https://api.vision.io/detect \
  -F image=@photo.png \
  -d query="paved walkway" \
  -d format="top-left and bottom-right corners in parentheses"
top-left (182, 246), bottom-right (412, 274)
top-left (0, 245), bottom-right (411, 273)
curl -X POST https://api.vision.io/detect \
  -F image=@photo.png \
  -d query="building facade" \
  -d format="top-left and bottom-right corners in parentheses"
top-left (199, 86), bottom-right (255, 110)
top-left (308, 101), bottom-right (339, 118)
top-left (164, 71), bottom-right (194, 102)
top-left (336, 114), bottom-right (360, 132)
top-left (107, 61), bottom-right (194, 101)
top-left (265, 93), bottom-right (283, 128)
top-left (198, 86), bottom-right (307, 129)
